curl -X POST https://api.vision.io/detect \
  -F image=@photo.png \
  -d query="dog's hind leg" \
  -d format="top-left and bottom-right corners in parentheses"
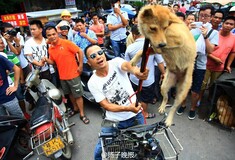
top-left (158, 70), bottom-right (176, 114)
top-left (165, 65), bottom-right (194, 126)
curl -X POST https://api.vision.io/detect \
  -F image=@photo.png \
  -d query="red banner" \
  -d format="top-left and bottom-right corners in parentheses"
top-left (1, 13), bottom-right (29, 26)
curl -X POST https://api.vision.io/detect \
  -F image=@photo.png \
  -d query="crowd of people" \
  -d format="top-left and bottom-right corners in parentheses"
top-left (0, 0), bottom-right (235, 158)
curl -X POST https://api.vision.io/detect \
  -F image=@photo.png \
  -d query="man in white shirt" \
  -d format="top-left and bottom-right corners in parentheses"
top-left (85, 44), bottom-right (148, 159)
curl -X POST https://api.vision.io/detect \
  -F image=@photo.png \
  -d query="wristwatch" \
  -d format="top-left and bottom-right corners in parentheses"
top-left (15, 44), bottom-right (20, 47)
top-left (204, 35), bottom-right (208, 39)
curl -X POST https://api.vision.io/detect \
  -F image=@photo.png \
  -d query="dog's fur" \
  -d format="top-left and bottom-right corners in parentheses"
top-left (217, 95), bottom-right (235, 127)
top-left (134, 5), bottom-right (197, 126)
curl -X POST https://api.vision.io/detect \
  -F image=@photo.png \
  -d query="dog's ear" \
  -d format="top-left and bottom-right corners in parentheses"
top-left (142, 8), bottom-right (153, 18)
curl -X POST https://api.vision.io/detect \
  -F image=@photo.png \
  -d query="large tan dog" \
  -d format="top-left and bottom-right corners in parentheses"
top-left (132, 5), bottom-right (197, 126)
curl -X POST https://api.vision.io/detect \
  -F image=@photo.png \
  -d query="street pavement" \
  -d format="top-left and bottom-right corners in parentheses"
top-left (29, 93), bottom-right (235, 160)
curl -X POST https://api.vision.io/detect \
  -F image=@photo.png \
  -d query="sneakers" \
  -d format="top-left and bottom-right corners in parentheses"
top-left (177, 106), bottom-right (197, 120)
top-left (188, 110), bottom-right (196, 120)
top-left (176, 106), bottom-right (186, 115)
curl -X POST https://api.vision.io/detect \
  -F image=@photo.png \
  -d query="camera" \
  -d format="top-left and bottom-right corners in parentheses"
top-left (6, 29), bottom-right (17, 37)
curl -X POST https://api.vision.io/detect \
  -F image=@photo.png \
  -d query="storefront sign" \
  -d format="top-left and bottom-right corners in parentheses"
top-left (65, 0), bottom-right (76, 6)
top-left (1, 13), bottom-right (29, 26)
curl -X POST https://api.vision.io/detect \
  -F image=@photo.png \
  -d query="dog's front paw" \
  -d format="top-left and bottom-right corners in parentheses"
top-left (165, 116), bottom-right (173, 127)
top-left (158, 106), bottom-right (165, 114)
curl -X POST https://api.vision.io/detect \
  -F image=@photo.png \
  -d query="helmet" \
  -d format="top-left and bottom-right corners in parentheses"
top-left (229, 6), bottom-right (235, 12)
top-left (61, 10), bottom-right (71, 18)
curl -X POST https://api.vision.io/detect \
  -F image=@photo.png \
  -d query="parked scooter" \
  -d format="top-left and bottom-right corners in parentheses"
top-left (24, 69), bottom-right (75, 159)
top-left (0, 116), bottom-right (32, 160)
top-left (81, 47), bottom-right (116, 103)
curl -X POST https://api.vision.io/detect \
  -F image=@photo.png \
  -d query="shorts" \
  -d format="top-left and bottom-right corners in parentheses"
top-left (15, 84), bottom-right (25, 101)
top-left (191, 69), bottom-right (206, 94)
top-left (22, 64), bottom-right (32, 79)
top-left (39, 69), bottom-right (51, 81)
top-left (60, 76), bottom-right (84, 98)
top-left (131, 82), bottom-right (155, 103)
top-left (200, 69), bottom-right (222, 91)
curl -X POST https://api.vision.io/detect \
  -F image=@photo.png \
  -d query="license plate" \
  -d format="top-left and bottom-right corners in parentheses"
top-left (42, 137), bottom-right (65, 156)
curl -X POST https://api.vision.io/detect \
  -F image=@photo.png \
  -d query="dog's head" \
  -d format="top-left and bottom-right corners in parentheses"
top-left (138, 5), bottom-right (181, 51)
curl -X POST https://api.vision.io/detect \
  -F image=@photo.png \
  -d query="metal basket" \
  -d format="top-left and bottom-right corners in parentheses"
top-left (101, 137), bottom-right (136, 159)
top-left (153, 127), bottom-right (183, 160)
top-left (30, 125), bottom-right (55, 155)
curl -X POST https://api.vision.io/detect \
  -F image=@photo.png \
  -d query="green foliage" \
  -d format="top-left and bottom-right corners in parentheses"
top-left (132, 1), bottom-right (144, 13)
top-left (0, 0), bottom-right (24, 15)
top-left (132, 1), bottom-right (144, 8)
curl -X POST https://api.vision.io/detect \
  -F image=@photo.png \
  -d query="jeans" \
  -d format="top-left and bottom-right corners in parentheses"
top-left (110, 38), bottom-right (126, 58)
top-left (0, 97), bottom-right (24, 118)
top-left (94, 112), bottom-right (144, 160)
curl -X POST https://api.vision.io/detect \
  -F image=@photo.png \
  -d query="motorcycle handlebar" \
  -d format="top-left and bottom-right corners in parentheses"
top-left (23, 86), bottom-right (30, 96)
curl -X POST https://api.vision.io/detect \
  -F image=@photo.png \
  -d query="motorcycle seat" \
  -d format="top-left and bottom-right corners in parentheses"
top-left (82, 64), bottom-right (93, 77)
top-left (124, 123), bottom-right (159, 133)
top-left (30, 97), bottom-right (52, 128)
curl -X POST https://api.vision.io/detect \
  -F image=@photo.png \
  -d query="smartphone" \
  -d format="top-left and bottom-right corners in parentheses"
top-left (114, 3), bottom-right (119, 8)
top-left (192, 22), bottom-right (203, 28)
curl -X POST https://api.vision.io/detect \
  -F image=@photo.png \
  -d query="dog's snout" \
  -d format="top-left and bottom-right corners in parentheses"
top-left (158, 43), bottom-right (166, 48)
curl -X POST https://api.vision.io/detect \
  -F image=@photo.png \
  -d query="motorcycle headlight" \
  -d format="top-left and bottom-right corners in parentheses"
top-left (48, 89), bottom-right (62, 105)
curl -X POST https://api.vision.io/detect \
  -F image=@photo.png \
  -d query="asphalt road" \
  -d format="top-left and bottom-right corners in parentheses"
top-left (29, 95), bottom-right (235, 160)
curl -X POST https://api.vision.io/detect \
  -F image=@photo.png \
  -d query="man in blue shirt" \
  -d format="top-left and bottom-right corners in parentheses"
top-left (73, 18), bottom-right (97, 63)
top-left (0, 55), bottom-right (24, 118)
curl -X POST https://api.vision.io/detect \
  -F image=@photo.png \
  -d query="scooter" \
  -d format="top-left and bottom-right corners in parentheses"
top-left (81, 47), bottom-right (116, 103)
top-left (0, 116), bottom-right (32, 160)
top-left (25, 69), bottom-right (75, 159)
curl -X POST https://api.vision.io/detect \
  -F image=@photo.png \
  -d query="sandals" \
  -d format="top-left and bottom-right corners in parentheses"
top-left (80, 115), bottom-right (90, 124)
top-left (67, 109), bottom-right (79, 117)
top-left (146, 113), bottom-right (156, 119)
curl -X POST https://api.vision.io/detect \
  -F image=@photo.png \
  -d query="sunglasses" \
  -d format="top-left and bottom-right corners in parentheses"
top-left (60, 25), bottom-right (69, 30)
top-left (89, 50), bottom-right (104, 59)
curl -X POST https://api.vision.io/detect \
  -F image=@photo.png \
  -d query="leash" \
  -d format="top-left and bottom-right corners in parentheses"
top-left (135, 38), bottom-right (151, 124)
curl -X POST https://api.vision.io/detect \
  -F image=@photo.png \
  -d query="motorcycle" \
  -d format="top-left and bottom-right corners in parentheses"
top-left (24, 69), bottom-right (75, 159)
top-left (81, 47), bottom-right (116, 103)
top-left (99, 116), bottom-right (183, 160)
top-left (0, 116), bottom-right (32, 160)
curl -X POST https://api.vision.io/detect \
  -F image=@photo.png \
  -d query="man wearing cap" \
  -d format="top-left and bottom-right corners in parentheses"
top-left (60, 10), bottom-right (75, 41)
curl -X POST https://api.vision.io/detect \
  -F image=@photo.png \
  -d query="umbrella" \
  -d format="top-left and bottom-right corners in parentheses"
top-left (202, 0), bottom-right (235, 5)
top-left (105, 8), bottom-right (136, 19)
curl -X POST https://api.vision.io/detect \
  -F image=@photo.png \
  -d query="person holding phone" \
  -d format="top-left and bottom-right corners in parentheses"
top-left (107, 0), bottom-right (129, 58)
top-left (177, 5), bottom-right (219, 120)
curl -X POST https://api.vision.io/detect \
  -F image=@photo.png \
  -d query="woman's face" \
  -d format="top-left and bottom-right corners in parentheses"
top-left (0, 39), bottom-right (5, 52)
top-left (60, 26), bottom-right (69, 36)
top-left (185, 15), bottom-right (195, 26)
